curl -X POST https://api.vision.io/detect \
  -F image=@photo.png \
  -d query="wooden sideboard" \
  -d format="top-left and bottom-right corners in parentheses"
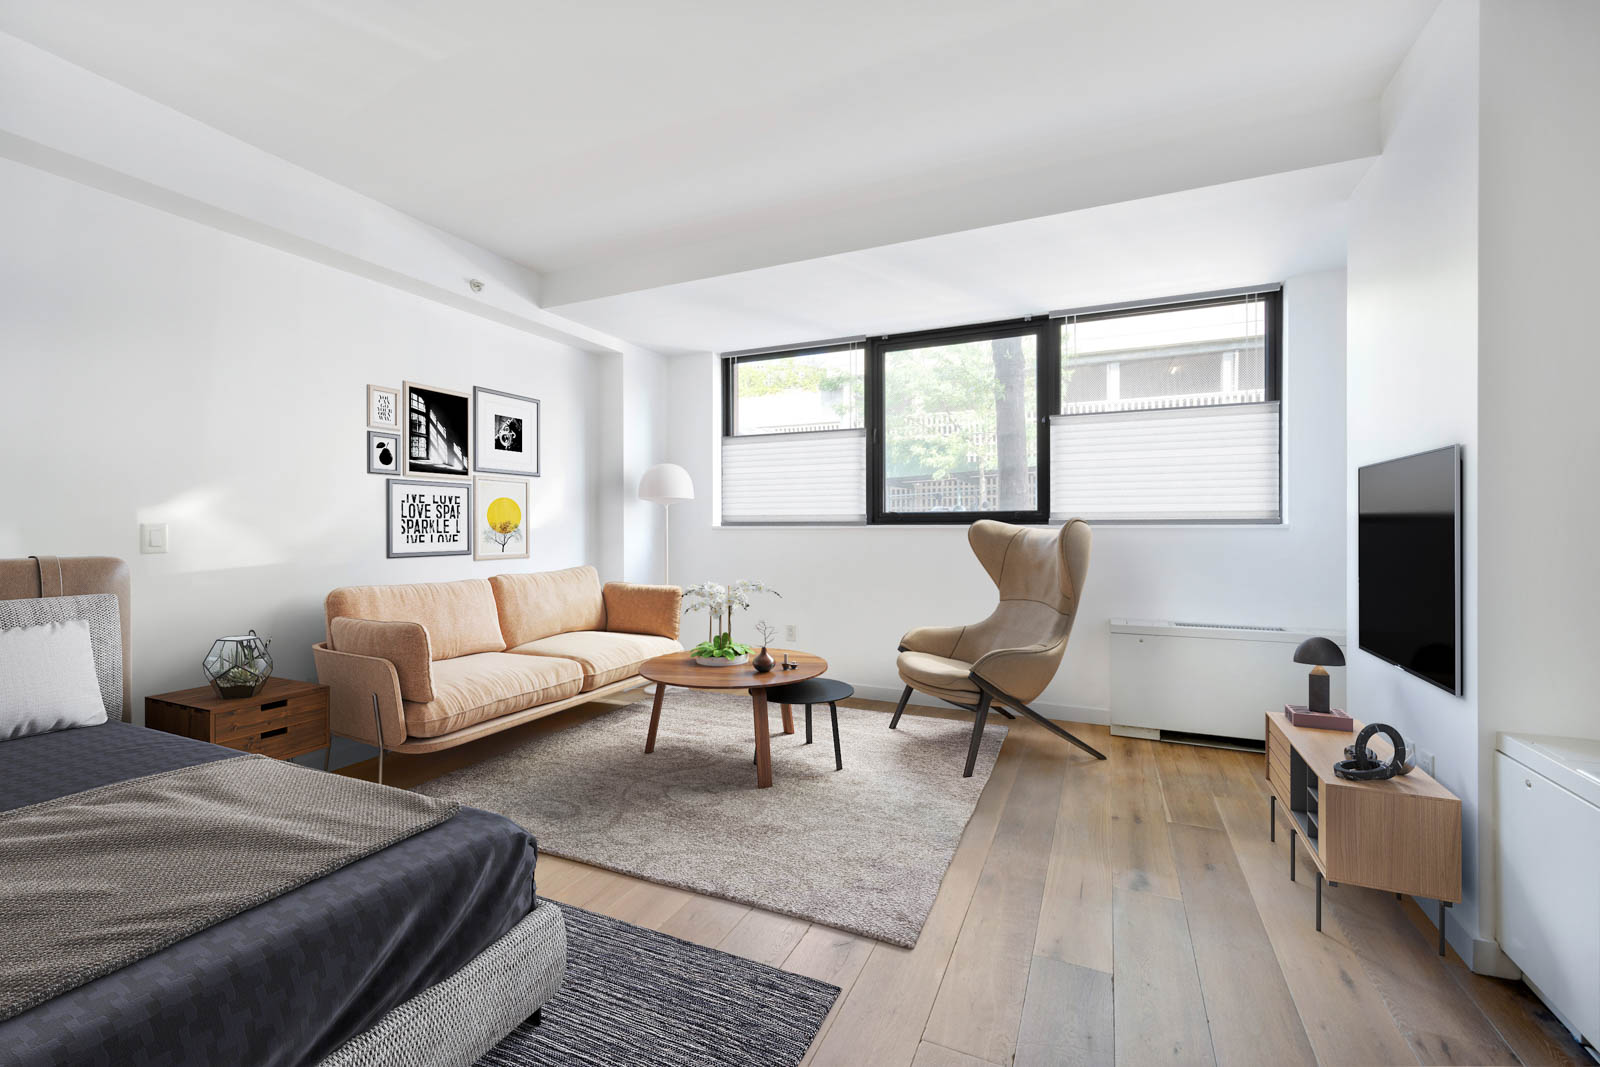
top-left (1265, 711), bottom-right (1462, 953)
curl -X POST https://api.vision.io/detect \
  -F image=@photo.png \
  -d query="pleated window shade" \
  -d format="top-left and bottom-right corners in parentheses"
top-left (1050, 401), bottom-right (1280, 522)
top-left (721, 429), bottom-right (867, 524)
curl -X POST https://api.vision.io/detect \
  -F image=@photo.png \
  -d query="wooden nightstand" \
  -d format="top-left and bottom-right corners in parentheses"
top-left (146, 677), bottom-right (330, 761)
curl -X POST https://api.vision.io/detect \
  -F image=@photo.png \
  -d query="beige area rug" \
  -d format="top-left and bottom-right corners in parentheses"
top-left (414, 689), bottom-right (1006, 947)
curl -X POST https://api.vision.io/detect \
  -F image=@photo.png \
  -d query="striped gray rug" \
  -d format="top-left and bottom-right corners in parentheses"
top-left (479, 904), bottom-right (838, 1066)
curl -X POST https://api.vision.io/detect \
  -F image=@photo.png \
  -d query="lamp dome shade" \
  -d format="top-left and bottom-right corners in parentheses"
top-left (1293, 636), bottom-right (1345, 667)
top-left (639, 463), bottom-right (694, 504)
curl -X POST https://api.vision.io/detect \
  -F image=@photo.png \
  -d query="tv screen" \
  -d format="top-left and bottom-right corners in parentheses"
top-left (1358, 445), bottom-right (1463, 695)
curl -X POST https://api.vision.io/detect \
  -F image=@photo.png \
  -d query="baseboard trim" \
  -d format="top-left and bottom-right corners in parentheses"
top-left (1469, 937), bottom-right (1523, 980)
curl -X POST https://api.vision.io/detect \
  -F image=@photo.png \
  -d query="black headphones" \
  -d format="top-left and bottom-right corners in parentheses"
top-left (1334, 723), bottom-right (1412, 781)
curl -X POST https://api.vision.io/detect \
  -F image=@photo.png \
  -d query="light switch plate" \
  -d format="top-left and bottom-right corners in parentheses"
top-left (140, 522), bottom-right (169, 554)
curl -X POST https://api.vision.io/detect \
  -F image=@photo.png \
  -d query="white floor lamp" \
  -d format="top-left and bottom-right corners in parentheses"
top-left (639, 463), bottom-right (694, 586)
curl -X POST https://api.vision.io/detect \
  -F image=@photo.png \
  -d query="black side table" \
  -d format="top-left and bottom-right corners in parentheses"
top-left (764, 677), bottom-right (854, 771)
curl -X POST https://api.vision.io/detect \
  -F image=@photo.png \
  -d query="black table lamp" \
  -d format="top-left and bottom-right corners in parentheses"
top-left (1293, 637), bottom-right (1345, 712)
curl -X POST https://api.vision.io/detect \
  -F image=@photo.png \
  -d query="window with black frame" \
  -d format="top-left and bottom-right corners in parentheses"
top-left (1052, 291), bottom-right (1280, 523)
top-left (717, 288), bottom-right (1281, 526)
top-left (872, 322), bottom-right (1049, 524)
top-left (720, 343), bottom-right (868, 524)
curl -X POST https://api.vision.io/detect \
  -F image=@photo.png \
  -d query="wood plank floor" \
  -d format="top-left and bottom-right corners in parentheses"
top-left (344, 694), bottom-right (1587, 1067)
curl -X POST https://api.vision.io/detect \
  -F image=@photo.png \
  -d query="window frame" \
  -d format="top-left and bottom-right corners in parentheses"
top-left (867, 317), bottom-right (1056, 526)
top-left (1057, 290), bottom-right (1281, 417)
top-left (721, 341), bottom-right (866, 438)
top-left (718, 288), bottom-right (1282, 527)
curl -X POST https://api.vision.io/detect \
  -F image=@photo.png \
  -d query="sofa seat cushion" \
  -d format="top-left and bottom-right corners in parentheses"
top-left (897, 650), bottom-right (980, 699)
top-left (402, 653), bottom-right (582, 739)
top-left (509, 631), bottom-right (681, 692)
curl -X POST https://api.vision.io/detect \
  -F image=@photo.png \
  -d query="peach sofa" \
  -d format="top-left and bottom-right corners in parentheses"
top-left (313, 566), bottom-right (680, 768)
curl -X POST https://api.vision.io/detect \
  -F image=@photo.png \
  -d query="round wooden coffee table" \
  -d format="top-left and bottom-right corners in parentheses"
top-left (639, 649), bottom-right (827, 788)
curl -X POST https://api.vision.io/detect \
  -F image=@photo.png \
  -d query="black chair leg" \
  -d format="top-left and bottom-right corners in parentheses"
top-left (805, 704), bottom-right (813, 744)
top-left (997, 695), bottom-right (1107, 760)
top-left (889, 685), bottom-right (913, 729)
top-left (963, 691), bottom-right (993, 778)
top-left (829, 701), bottom-right (842, 770)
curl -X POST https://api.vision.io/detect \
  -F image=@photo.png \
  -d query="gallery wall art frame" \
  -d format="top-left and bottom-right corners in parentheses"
top-left (367, 384), bottom-right (400, 430)
top-left (367, 431), bottom-right (401, 474)
top-left (386, 478), bottom-right (472, 558)
top-left (473, 476), bottom-right (530, 561)
top-left (403, 381), bottom-right (472, 478)
top-left (473, 386), bottom-right (540, 478)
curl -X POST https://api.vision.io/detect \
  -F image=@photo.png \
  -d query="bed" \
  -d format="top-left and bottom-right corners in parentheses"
top-left (0, 556), bottom-right (566, 1067)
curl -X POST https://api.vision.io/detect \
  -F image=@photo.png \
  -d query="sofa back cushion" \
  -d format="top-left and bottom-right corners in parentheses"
top-left (325, 579), bottom-right (505, 661)
top-left (489, 566), bottom-right (605, 646)
top-left (329, 617), bottom-right (435, 702)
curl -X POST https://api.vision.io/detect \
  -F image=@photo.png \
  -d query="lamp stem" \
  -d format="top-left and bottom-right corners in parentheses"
top-left (663, 503), bottom-right (671, 586)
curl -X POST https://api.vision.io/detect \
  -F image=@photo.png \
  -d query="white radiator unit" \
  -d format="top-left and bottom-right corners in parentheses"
top-left (1109, 620), bottom-right (1347, 744)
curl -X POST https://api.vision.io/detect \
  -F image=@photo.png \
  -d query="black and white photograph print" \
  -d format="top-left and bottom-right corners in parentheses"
top-left (367, 383), bottom-right (400, 430)
top-left (367, 430), bottom-right (400, 474)
top-left (403, 382), bottom-right (471, 477)
top-left (386, 479), bottom-right (471, 558)
top-left (474, 386), bottom-right (540, 477)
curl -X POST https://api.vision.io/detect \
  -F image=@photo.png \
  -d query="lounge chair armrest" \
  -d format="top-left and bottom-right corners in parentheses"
top-left (899, 624), bottom-right (967, 658)
top-left (970, 641), bottom-right (1066, 705)
top-left (603, 582), bottom-right (682, 640)
top-left (313, 641), bottom-right (407, 748)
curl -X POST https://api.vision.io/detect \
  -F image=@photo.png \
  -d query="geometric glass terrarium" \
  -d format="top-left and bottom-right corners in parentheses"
top-left (202, 630), bottom-right (274, 699)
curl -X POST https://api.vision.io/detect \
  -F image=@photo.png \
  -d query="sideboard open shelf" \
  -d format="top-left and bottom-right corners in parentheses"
top-left (1266, 711), bottom-right (1462, 954)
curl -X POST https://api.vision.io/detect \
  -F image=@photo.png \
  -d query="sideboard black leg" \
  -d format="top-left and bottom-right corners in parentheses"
top-left (1269, 794), bottom-right (1276, 842)
top-left (1289, 829), bottom-right (1297, 882)
top-left (1315, 871), bottom-right (1323, 931)
top-left (1438, 900), bottom-right (1451, 957)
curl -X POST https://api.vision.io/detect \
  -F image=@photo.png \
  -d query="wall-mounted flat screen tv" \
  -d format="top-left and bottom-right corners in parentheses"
top-left (1358, 445), bottom-right (1463, 695)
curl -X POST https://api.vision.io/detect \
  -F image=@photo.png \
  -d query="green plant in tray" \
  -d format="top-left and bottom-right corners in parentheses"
top-left (689, 631), bottom-right (752, 660)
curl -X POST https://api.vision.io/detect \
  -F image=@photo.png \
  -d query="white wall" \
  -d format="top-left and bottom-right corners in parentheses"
top-left (0, 157), bottom-right (604, 764)
top-left (1345, 0), bottom-right (1483, 954)
top-left (1477, 0), bottom-right (1600, 952)
top-left (664, 270), bottom-right (1347, 718)
top-left (0, 34), bottom-right (673, 768)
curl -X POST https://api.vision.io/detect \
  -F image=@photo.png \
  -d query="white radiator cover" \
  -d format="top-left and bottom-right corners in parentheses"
top-left (1109, 620), bottom-right (1346, 742)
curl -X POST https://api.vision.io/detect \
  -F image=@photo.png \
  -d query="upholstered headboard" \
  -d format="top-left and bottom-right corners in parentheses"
top-left (0, 556), bottom-right (132, 721)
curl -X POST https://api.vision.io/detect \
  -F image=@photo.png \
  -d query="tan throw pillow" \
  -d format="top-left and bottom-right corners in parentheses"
top-left (329, 617), bottom-right (435, 703)
top-left (602, 582), bottom-right (682, 640)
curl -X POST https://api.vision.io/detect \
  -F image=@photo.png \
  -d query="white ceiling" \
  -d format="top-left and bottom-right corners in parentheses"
top-left (0, 0), bottom-right (1436, 303)
top-left (550, 159), bottom-right (1368, 354)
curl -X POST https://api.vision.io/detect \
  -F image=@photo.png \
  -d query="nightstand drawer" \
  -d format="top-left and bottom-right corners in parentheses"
top-left (145, 678), bottom-right (330, 763)
top-left (212, 693), bottom-right (326, 744)
top-left (226, 714), bottom-right (328, 759)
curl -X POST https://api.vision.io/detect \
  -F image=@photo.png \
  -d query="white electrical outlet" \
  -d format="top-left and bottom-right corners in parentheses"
top-left (784, 624), bottom-right (798, 642)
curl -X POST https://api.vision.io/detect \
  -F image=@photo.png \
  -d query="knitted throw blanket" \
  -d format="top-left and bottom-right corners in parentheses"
top-left (0, 754), bottom-right (457, 1021)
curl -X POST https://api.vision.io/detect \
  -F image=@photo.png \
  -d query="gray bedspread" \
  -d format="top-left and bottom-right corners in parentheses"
top-left (0, 753), bottom-right (458, 1022)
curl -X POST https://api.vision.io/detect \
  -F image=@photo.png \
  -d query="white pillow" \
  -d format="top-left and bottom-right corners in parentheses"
top-left (0, 620), bottom-right (109, 740)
